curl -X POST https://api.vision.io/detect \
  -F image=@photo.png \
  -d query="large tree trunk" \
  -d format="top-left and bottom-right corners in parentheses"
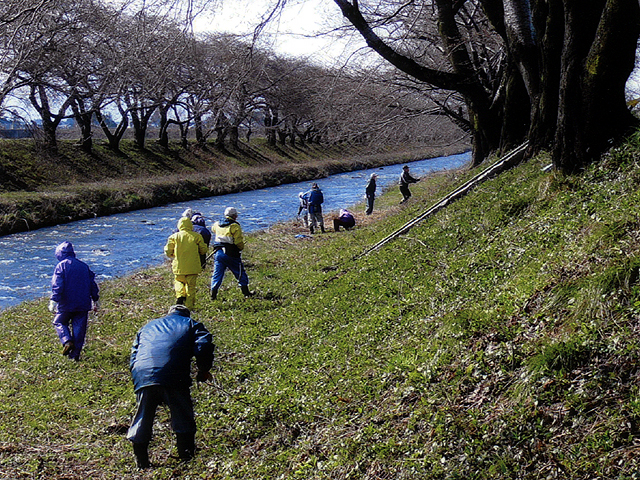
top-left (554, 0), bottom-right (640, 173)
top-left (215, 126), bottom-right (227, 147)
top-left (129, 106), bottom-right (155, 150)
top-left (28, 84), bottom-right (73, 156)
top-left (70, 96), bottom-right (93, 154)
top-left (527, 0), bottom-right (564, 152)
top-left (194, 113), bottom-right (205, 146)
top-left (131, 112), bottom-right (147, 149)
top-left (334, 0), bottom-right (640, 172)
top-left (158, 103), bottom-right (170, 149)
top-left (277, 129), bottom-right (288, 145)
top-left (178, 122), bottom-right (189, 149)
top-left (229, 125), bottom-right (239, 148)
top-left (264, 107), bottom-right (277, 146)
top-left (95, 106), bottom-right (128, 153)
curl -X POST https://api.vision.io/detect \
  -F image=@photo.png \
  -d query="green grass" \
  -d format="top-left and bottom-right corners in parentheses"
top-left (3, 134), bottom-right (640, 478)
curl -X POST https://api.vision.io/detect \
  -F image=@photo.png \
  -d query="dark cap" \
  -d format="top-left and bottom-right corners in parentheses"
top-left (168, 305), bottom-right (191, 317)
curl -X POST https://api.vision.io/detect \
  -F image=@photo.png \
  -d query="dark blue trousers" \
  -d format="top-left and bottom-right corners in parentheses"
top-left (127, 385), bottom-right (196, 445)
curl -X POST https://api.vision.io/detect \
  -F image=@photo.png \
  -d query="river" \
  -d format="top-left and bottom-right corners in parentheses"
top-left (0, 151), bottom-right (470, 310)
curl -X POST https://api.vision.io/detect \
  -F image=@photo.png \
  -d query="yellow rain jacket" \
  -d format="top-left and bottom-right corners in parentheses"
top-left (164, 217), bottom-right (208, 275)
top-left (212, 216), bottom-right (244, 257)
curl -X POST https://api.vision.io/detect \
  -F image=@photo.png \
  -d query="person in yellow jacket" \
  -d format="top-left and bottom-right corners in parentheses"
top-left (164, 215), bottom-right (208, 310)
top-left (210, 207), bottom-right (252, 300)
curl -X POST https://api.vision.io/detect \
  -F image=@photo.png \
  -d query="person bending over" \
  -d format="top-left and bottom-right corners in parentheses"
top-left (127, 305), bottom-right (214, 469)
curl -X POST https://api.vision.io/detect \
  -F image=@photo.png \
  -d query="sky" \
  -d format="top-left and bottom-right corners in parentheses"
top-left (192, 0), bottom-right (366, 65)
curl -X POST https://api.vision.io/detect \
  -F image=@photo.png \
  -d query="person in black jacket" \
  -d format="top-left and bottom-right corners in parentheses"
top-left (365, 173), bottom-right (378, 215)
top-left (126, 305), bottom-right (214, 469)
top-left (399, 165), bottom-right (419, 204)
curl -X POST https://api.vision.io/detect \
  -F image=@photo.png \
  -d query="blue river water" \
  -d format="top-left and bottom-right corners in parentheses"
top-left (0, 151), bottom-right (470, 310)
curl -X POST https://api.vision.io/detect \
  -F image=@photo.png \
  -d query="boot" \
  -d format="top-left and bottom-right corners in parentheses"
top-left (176, 433), bottom-right (195, 461)
top-left (132, 442), bottom-right (150, 469)
top-left (321, 226), bottom-right (326, 233)
top-left (62, 341), bottom-right (74, 356)
top-left (176, 296), bottom-right (186, 305)
top-left (210, 288), bottom-right (218, 300)
top-left (309, 226), bottom-right (314, 234)
top-left (241, 285), bottom-right (253, 298)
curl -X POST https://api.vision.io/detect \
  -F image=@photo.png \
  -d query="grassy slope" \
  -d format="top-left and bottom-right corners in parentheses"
top-left (2, 133), bottom-right (640, 479)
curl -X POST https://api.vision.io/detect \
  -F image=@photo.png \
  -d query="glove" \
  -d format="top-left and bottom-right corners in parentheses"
top-left (196, 371), bottom-right (213, 382)
top-left (92, 300), bottom-right (100, 312)
top-left (48, 300), bottom-right (58, 313)
top-left (182, 208), bottom-right (193, 218)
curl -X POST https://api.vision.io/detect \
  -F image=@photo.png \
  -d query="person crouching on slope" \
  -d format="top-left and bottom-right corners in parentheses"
top-left (164, 216), bottom-right (208, 310)
top-left (210, 207), bottom-right (252, 300)
top-left (126, 304), bottom-right (214, 469)
top-left (49, 241), bottom-right (99, 361)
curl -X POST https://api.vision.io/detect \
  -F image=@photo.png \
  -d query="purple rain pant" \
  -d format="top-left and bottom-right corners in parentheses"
top-left (52, 310), bottom-right (88, 360)
top-left (127, 386), bottom-right (196, 445)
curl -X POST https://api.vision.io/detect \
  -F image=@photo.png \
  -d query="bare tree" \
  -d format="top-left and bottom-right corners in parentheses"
top-left (328, 0), bottom-right (640, 172)
top-left (0, 0), bottom-right (57, 108)
top-left (8, 0), bottom-right (86, 153)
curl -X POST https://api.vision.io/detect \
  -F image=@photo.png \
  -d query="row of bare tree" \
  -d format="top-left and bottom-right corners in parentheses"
top-left (329, 0), bottom-right (640, 172)
top-left (0, 0), bottom-right (463, 156)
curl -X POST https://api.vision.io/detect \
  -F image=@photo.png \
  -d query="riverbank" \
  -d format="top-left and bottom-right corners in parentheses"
top-left (2, 131), bottom-right (640, 478)
top-left (0, 138), bottom-right (468, 235)
top-left (0, 153), bottom-right (470, 311)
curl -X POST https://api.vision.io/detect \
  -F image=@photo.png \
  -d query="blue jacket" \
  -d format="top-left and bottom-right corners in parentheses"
top-left (50, 241), bottom-right (99, 313)
top-left (191, 215), bottom-right (212, 246)
top-left (191, 215), bottom-right (212, 266)
top-left (307, 188), bottom-right (324, 214)
top-left (130, 310), bottom-right (214, 392)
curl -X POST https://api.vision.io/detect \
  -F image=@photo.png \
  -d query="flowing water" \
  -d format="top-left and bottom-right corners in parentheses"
top-left (0, 151), bottom-right (470, 310)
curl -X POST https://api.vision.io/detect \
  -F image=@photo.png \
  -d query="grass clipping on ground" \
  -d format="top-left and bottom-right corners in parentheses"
top-left (2, 135), bottom-right (640, 479)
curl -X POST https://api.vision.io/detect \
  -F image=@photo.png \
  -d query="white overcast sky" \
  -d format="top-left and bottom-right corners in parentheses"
top-left (193, 0), bottom-right (367, 65)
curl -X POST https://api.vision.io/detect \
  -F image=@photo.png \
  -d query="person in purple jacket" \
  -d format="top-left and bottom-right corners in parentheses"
top-left (49, 241), bottom-right (99, 361)
top-left (190, 213), bottom-right (212, 268)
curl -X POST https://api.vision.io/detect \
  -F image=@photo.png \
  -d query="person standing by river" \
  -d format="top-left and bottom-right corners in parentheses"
top-left (210, 207), bottom-right (252, 300)
top-left (365, 173), bottom-right (378, 215)
top-left (297, 191), bottom-right (309, 228)
top-left (307, 183), bottom-right (325, 234)
top-left (49, 241), bottom-right (100, 361)
top-left (399, 165), bottom-right (420, 204)
top-left (164, 216), bottom-right (208, 310)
